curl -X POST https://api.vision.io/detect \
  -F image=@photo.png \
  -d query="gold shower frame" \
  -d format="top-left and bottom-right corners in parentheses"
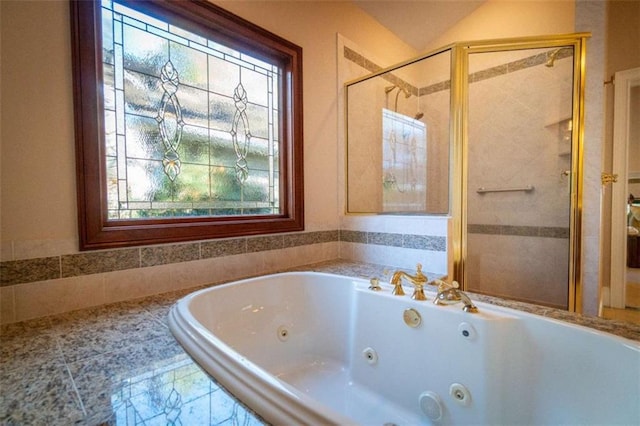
top-left (451, 33), bottom-right (590, 313)
top-left (344, 33), bottom-right (590, 312)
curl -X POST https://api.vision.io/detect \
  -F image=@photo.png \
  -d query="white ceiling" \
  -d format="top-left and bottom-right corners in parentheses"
top-left (352, 0), bottom-right (486, 51)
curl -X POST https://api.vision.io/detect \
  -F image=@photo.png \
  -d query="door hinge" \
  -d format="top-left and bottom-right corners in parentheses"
top-left (601, 172), bottom-right (618, 186)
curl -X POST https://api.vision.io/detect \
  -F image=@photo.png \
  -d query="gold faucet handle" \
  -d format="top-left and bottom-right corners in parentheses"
top-left (368, 277), bottom-right (382, 291)
top-left (429, 278), bottom-right (449, 289)
top-left (438, 280), bottom-right (460, 292)
top-left (414, 263), bottom-right (427, 283)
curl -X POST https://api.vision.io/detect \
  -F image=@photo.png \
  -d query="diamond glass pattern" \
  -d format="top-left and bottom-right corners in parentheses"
top-left (101, 0), bottom-right (281, 217)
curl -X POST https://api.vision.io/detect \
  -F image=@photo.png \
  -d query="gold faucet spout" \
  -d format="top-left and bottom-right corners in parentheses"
top-left (390, 264), bottom-right (428, 298)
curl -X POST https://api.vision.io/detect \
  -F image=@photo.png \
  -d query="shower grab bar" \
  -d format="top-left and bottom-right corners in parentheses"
top-left (476, 185), bottom-right (534, 194)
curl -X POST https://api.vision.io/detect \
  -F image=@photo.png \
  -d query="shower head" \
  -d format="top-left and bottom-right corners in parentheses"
top-left (385, 85), bottom-right (397, 94)
top-left (414, 112), bottom-right (424, 120)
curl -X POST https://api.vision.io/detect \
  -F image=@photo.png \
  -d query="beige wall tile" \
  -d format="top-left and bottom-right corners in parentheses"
top-left (14, 275), bottom-right (105, 322)
top-left (0, 286), bottom-right (16, 324)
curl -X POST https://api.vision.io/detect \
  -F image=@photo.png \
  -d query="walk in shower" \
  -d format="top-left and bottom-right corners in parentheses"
top-left (345, 34), bottom-right (588, 311)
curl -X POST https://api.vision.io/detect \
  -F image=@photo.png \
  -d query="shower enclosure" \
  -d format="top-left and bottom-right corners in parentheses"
top-left (345, 34), bottom-right (588, 311)
top-left (464, 45), bottom-right (577, 309)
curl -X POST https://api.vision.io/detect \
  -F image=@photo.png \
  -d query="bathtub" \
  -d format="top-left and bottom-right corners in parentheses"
top-left (168, 272), bottom-right (640, 425)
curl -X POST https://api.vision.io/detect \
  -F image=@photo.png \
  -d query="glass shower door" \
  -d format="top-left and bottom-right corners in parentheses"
top-left (465, 46), bottom-right (575, 309)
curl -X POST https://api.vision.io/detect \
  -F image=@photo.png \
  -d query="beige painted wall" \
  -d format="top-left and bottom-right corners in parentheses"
top-left (1, 1), bottom-right (77, 245)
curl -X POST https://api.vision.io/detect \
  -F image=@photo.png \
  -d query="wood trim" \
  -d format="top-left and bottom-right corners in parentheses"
top-left (70, 0), bottom-right (304, 250)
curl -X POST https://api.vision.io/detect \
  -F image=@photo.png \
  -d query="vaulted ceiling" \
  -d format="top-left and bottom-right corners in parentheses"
top-left (353, 0), bottom-right (486, 51)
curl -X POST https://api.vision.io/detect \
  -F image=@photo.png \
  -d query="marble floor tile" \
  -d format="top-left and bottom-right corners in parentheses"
top-left (0, 330), bottom-right (62, 374)
top-left (0, 357), bottom-right (85, 425)
top-left (56, 316), bottom-right (170, 365)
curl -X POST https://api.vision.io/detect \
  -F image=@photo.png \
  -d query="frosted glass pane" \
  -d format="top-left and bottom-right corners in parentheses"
top-left (246, 137), bottom-right (269, 171)
top-left (241, 67), bottom-right (268, 106)
top-left (125, 115), bottom-right (163, 160)
top-left (127, 159), bottom-right (164, 202)
top-left (209, 93), bottom-right (236, 131)
top-left (210, 130), bottom-right (237, 167)
top-left (124, 70), bottom-right (160, 118)
top-left (208, 56), bottom-right (239, 96)
top-left (104, 110), bottom-right (117, 156)
top-left (178, 85), bottom-right (208, 128)
top-left (210, 167), bottom-right (241, 201)
top-left (178, 125), bottom-right (209, 163)
top-left (169, 42), bottom-right (207, 90)
top-left (102, 1), bottom-right (282, 218)
top-left (243, 170), bottom-right (270, 202)
top-left (103, 64), bottom-right (115, 110)
top-left (245, 103), bottom-right (268, 139)
top-left (175, 163), bottom-right (210, 201)
top-left (102, 9), bottom-right (114, 64)
top-left (123, 25), bottom-right (168, 77)
top-left (170, 25), bottom-right (207, 46)
top-left (106, 156), bottom-right (118, 209)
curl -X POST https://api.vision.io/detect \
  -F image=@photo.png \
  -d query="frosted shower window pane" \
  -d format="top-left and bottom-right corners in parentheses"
top-left (382, 109), bottom-right (427, 212)
top-left (101, 0), bottom-right (281, 218)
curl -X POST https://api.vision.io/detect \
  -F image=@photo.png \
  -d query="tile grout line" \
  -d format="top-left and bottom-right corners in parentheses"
top-left (55, 334), bottom-right (88, 418)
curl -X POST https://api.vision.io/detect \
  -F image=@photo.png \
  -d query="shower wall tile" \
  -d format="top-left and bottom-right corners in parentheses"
top-left (368, 232), bottom-right (403, 247)
top-left (140, 243), bottom-right (200, 267)
top-left (469, 64), bottom-right (508, 83)
top-left (61, 249), bottom-right (139, 278)
top-left (340, 241), bottom-right (446, 275)
top-left (12, 238), bottom-right (77, 261)
top-left (0, 240), bottom-right (13, 262)
top-left (539, 227), bottom-right (570, 238)
top-left (201, 238), bottom-right (246, 258)
top-left (14, 275), bottom-right (106, 322)
top-left (466, 233), bottom-right (569, 308)
top-left (340, 230), bottom-right (367, 243)
top-left (1, 228), bottom-right (448, 323)
top-left (246, 235), bottom-right (284, 252)
top-left (283, 230), bottom-right (336, 248)
top-left (403, 234), bottom-right (447, 251)
top-left (103, 266), bottom-right (173, 304)
top-left (0, 286), bottom-right (15, 324)
top-left (0, 257), bottom-right (60, 286)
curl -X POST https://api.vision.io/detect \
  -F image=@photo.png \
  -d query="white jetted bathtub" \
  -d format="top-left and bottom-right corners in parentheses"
top-left (168, 272), bottom-right (640, 425)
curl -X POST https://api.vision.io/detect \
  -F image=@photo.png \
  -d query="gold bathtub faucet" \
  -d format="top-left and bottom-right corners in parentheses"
top-left (390, 263), bottom-right (428, 300)
top-left (431, 279), bottom-right (479, 313)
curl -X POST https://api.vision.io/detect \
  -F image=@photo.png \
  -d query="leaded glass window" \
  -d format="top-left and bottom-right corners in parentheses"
top-left (71, 0), bottom-right (303, 249)
top-left (102, 0), bottom-right (280, 218)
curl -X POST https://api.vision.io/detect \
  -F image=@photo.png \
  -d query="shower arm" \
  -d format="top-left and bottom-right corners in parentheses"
top-left (394, 87), bottom-right (410, 112)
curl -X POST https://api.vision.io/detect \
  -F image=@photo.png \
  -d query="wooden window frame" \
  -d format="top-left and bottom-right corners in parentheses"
top-left (70, 0), bottom-right (304, 250)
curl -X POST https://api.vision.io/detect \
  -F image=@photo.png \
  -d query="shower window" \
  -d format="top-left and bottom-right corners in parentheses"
top-left (345, 48), bottom-right (451, 215)
top-left (71, 0), bottom-right (303, 249)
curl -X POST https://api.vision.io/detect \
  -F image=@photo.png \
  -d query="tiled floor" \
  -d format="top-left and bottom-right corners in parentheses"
top-left (0, 288), bottom-right (265, 425)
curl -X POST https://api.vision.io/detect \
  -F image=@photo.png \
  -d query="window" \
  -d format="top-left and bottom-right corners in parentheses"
top-left (70, 0), bottom-right (304, 250)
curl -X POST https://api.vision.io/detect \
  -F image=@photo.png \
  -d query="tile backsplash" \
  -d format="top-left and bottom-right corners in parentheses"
top-left (0, 229), bottom-right (446, 324)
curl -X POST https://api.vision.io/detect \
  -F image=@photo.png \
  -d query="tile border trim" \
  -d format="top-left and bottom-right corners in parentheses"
top-left (468, 224), bottom-right (570, 239)
top-left (0, 230), bottom-right (446, 286)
